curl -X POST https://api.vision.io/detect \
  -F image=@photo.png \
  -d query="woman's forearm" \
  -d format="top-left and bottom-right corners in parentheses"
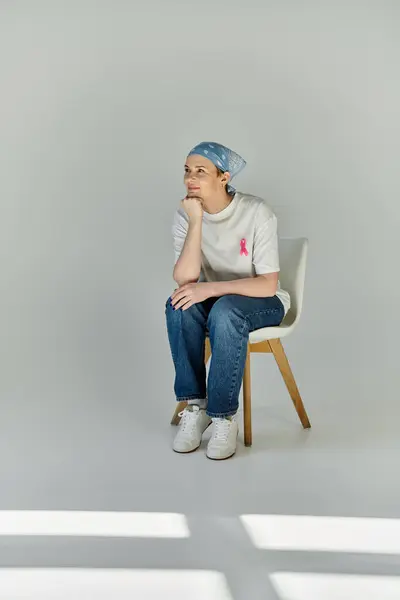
top-left (173, 220), bottom-right (203, 286)
top-left (208, 274), bottom-right (278, 298)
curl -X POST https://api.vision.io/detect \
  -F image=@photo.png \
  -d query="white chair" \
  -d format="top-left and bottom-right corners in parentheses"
top-left (171, 237), bottom-right (311, 446)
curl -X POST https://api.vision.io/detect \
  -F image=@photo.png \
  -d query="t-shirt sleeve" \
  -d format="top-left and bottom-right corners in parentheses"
top-left (252, 203), bottom-right (280, 274)
top-left (172, 209), bottom-right (188, 265)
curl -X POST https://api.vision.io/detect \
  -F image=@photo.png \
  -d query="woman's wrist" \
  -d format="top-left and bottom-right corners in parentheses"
top-left (188, 216), bottom-right (203, 228)
top-left (207, 282), bottom-right (220, 297)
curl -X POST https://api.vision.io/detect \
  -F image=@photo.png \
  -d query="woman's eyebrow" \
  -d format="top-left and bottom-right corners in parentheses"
top-left (184, 164), bottom-right (207, 169)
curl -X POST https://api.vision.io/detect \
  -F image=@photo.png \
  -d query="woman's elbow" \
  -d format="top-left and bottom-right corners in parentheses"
top-left (173, 265), bottom-right (200, 287)
top-left (259, 272), bottom-right (278, 296)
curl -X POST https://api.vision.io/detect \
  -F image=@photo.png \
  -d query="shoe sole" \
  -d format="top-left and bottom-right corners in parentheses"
top-left (172, 422), bottom-right (212, 454)
top-left (206, 450), bottom-right (236, 461)
top-left (206, 430), bottom-right (239, 461)
top-left (173, 444), bottom-right (201, 454)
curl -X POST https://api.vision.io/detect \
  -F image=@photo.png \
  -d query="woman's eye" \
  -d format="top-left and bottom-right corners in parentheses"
top-left (198, 169), bottom-right (205, 173)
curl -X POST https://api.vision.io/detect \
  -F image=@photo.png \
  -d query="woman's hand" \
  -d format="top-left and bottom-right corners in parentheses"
top-left (171, 282), bottom-right (213, 311)
top-left (181, 196), bottom-right (203, 223)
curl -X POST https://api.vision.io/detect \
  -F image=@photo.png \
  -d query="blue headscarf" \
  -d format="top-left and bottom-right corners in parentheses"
top-left (187, 141), bottom-right (246, 194)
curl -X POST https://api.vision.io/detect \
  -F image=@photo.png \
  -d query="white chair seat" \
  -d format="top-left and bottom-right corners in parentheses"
top-left (249, 310), bottom-right (297, 343)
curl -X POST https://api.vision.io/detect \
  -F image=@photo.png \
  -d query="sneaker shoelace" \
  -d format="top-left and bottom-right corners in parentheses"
top-left (178, 407), bottom-right (200, 435)
top-left (211, 418), bottom-right (232, 443)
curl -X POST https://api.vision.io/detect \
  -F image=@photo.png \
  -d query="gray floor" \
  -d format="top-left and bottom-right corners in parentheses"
top-left (1, 359), bottom-right (400, 599)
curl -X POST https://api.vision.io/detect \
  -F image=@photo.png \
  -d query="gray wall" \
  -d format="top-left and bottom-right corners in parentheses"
top-left (1, 1), bottom-right (399, 441)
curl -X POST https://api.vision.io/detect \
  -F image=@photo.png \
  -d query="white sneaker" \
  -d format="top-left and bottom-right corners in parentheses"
top-left (173, 405), bottom-right (212, 453)
top-left (206, 416), bottom-right (239, 460)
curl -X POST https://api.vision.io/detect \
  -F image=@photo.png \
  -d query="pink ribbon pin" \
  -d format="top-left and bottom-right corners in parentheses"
top-left (240, 238), bottom-right (249, 256)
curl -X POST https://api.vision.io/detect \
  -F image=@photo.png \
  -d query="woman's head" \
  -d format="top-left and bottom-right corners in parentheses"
top-left (184, 154), bottom-right (231, 201)
top-left (184, 141), bottom-right (246, 201)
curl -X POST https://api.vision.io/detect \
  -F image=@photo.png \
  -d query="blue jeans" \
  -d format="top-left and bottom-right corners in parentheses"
top-left (165, 294), bottom-right (285, 418)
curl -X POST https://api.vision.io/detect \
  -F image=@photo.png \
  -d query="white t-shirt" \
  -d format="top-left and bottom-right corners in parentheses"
top-left (172, 191), bottom-right (291, 315)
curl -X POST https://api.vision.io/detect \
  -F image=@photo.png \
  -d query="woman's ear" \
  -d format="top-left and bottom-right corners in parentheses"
top-left (221, 171), bottom-right (231, 187)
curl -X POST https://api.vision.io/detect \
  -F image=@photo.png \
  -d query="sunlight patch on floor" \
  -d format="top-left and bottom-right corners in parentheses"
top-left (270, 572), bottom-right (400, 600)
top-left (0, 511), bottom-right (189, 538)
top-left (240, 514), bottom-right (400, 554)
top-left (0, 569), bottom-right (233, 600)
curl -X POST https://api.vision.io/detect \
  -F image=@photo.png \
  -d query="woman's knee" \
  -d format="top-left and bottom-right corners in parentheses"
top-left (165, 297), bottom-right (201, 323)
top-left (165, 297), bottom-right (179, 323)
top-left (207, 296), bottom-right (244, 329)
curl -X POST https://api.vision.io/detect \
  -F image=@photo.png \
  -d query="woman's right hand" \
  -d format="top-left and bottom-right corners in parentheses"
top-left (181, 196), bottom-right (203, 222)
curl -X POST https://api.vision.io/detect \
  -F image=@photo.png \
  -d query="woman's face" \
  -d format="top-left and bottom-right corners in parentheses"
top-left (184, 154), bottom-right (229, 201)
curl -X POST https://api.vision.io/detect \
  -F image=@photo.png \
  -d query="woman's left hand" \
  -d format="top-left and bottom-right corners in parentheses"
top-left (171, 282), bottom-right (213, 311)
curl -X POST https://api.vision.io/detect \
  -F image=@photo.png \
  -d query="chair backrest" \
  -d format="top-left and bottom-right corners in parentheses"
top-left (278, 237), bottom-right (308, 325)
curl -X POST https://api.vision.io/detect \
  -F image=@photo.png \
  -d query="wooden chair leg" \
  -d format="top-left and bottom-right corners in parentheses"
top-left (204, 338), bottom-right (211, 364)
top-left (268, 338), bottom-right (311, 429)
top-left (170, 401), bottom-right (187, 425)
top-left (170, 338), bottom-right (212, 426)
top-left (243, 344), bottom-right (252, 446)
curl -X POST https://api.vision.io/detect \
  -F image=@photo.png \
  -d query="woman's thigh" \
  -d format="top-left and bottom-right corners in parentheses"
top-left (207, 294), bottom-right (284, 332)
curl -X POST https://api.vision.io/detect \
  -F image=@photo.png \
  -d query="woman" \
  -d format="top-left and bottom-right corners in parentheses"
top-left (166, 142), bottom-right (290, 460)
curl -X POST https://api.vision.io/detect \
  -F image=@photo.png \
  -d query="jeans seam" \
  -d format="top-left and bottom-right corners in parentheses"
top-left (206, 408), bottom-right (238, 418)
top-left (241, 307), bottom-right (282, 320)
top-left (176, 395), bottom-right (207, 402)
top-left (226, 317), bottom-right (249, 413)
